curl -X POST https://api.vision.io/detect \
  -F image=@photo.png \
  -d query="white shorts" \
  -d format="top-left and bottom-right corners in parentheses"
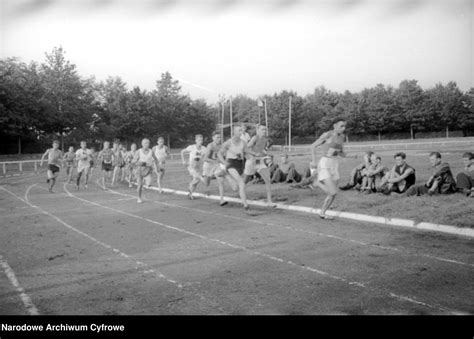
top-left (188, 166), bottom-right (203, 180)
top-left (317, 156), bottom-right (340, 182)
top-left (244, 157), bottom-right (268, 176)
top-left (77, 162), bottom-right (91, 173)
top-left (203, 162), bottom-right (226, 177)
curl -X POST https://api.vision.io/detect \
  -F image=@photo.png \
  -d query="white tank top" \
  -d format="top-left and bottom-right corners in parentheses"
top-left (138, 148), bottom-right (154, 166)
top-left (154, 146), bottom-right (167, 163)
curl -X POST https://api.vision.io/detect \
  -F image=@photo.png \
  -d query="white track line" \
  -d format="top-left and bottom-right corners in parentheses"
top-left (0, 254), bottom-right (40, 315)
top-left (0, 185), bottom-right (183, 289)
top-left (103, 185), bottom-right (474, 268)
top-left (66, 184), bottom-right (462, 314)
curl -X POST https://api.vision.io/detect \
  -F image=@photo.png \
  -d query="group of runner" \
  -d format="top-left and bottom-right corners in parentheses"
top-left (40, 119), bottom-right (348, 219)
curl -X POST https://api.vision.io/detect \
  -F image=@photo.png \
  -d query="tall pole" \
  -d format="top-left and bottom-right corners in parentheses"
top-left (264, 99), bottom-right (268, 137)
top-left (221, 100), bottom-right (225, 138)
top-left (230, 97), bottom-right (233, 137)
top-left (288, 96), bottom-right (292, 150)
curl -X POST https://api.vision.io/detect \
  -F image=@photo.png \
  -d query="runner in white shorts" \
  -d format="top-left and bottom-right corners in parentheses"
top-left (181, 134), bottom-right (206, 200)
top-left (132, 138), bottom-right (159, 204)
top-left (311, 119), bottom-right (347, 220)
top-left (152, 137), bottom-right (170, 193)
top-left (63, 146), bottom-right (76, 184)
top-left (202, 131), bottom-right (228, 205)
top-left (75, 141), bottom-right (91, 190)
top-left (243, 125), bottom-right (274, 205)
top-left (125, 143), bottom-right (138, 188)
top-left (40, 140), bottom-right (63, 193)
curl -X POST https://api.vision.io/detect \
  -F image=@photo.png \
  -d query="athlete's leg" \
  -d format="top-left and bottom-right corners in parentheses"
top-left (137, 174), bottom-right (144, 203)
top-left (76, 169), bottom-right (83, 189)
top-left (319, 178), bottom-right (337, 218)
top-left (257, 167), bottom-right (274, 204)
top-left (227, 168), bottom-right (248, 209)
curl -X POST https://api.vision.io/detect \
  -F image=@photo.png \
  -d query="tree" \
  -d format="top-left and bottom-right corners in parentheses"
top-left (394, 80), bottom-right (426, 139)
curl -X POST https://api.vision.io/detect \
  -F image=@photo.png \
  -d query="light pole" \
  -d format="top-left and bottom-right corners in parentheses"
top-left (288, 95), bottom-right (292, 150)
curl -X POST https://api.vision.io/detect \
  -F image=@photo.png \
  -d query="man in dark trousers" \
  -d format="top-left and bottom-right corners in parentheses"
top-left (405, 152), bottom-right (456, 197)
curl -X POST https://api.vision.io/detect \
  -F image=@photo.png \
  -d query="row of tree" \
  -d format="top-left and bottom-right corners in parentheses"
top-left (1, 47), bottom-right (473, 154)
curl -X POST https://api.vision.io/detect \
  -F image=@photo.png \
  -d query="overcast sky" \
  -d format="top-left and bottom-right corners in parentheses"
top-left (1, 0), bottom-right (473, 103)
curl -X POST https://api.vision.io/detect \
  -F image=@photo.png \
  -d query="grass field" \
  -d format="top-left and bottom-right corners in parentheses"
top-left (159, 147), bottom-right (473, 228)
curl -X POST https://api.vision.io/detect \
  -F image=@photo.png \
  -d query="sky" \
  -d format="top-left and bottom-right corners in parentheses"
top-left (1, 0), bottom-right (473, 103)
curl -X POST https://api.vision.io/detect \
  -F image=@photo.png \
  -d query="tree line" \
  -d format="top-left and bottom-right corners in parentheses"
top-left (1, 46), bottom-right (473, 154)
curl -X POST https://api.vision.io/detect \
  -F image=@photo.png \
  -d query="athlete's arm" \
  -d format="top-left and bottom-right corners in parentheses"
top-left (247, 136), bottom-right (257, 149)
top-left (202, 144), bottom-right (212, 163)
top-left (311, 132), bottom-right (330, 164)
top-left (181, 146), bottom-right (190, 166)
top-left (218, 141), bottom-right (229, 165)
top-left (40, 149), bottom-right (50, 166)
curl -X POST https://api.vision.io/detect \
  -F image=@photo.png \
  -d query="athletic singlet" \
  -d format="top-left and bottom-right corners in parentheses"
top-left (225, 138), bottom-right (245, 160)
top-left (320, 131), bottom-right (345, 157)
top-left (65, 151), bottom-right (75, 164)
top-left (248, 136), bottom-right (269, 157)
top-left (113, 148), bottom-right (124, 166)
top-left (185, 145), bottom-right (204, 168)
top-left (205, 142), bottom-right (221, 162)
top-left (125, 150), bottom-right (137, 164)
top-left (76, 148), bottom-right (91, 168)
top-left (153, 145), bottom-right (168, 163)
top-left (138, 148), bottom-right (154, 166)
top-left (48, 149), bottom-right (62, 166)
top-left (101, 149), bottom-right (113, 164)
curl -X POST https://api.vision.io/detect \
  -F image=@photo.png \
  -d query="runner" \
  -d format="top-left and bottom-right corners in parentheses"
top-left (97, 141), bottom-right (115, 189)
top-left (120, 144), bottom-right (129, 183)
top-left (40, 140), bottom-right (63, 193)
top-left (202, 131), bottom-right (228, 206)
top-left (89, 146), bottom-right (97, 177)
top-left (63, 146), bottom-right (76, 184)
top-left (75, 141), bottom-right (92, 190)
top-left (111, 141), bottom-right (125, 186)
top-left (125, 143), bottom-right (138, 188)
top-left (243, 125), bottom-right (275, 205)
top-left (218, 125), bottom-right (254, 210)
top-left (181, 134), bottom-right (207, 200)
top-left (132, 138), bottom-right (159, 204)
top-left (310, 119), bottom-right (347, 220)
top-left (152, 137), bottom-right (170, 193)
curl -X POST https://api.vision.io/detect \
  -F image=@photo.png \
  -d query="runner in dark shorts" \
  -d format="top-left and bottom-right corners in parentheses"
top-left (40, 140), bottom-right (63, 193)
top-left (98, 141), bottom-right (115, 189)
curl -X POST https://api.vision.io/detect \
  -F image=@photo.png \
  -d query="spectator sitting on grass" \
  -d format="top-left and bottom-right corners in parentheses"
top-left (359, 154), bottom-right (389, 194)
top-left (455, 152), bottom-right (474, 197)
top-left (291, 161), bottom-right (318, 189)
top-left (339, 151), bottom-right (374, 190)
top-left (405, 152), bottom-right (456, 197)
top-left (253, 154), bottom-right (277, 184)
top-left (271, 154), bottom-right (302, 183)
top-left (377, 152), bottom-right (416, 195)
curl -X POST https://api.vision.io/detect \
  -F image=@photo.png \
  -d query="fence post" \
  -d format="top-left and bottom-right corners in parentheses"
top-left (19, 162), bottom-right (23, 175)
top-left (34, 161), bottom-right (38, 173)
top-left (2, 163), bottom-right (5, 177)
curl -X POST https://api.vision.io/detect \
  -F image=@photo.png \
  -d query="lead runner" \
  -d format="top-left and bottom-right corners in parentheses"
top-left (311, 118), bottom-right (347, 220)
top-left (40, 140), bottom-right (63, 193)
top-left (132, 138), bottom-right (159, 204)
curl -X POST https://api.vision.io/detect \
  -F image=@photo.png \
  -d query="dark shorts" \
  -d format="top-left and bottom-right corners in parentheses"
top-left (89, 160), bottom-right (94, 167)
top-left (102, 162), bottom-right (113, 172)
top-left (226, 159), bottom-right (244, 176)
top-left (48, 164), bottom-right (60, 174)
top-left (136, 164), bottom-right (152, 178)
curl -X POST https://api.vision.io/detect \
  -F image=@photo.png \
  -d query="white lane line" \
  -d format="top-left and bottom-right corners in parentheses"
top-left (0, 185), bottom-right (183, 289)
top-left (103, 186), bottom-right (474, 269)
top-left (0, 254), bottom-right (40, 315)
top-left (69, 185), bottom-right (460, 314)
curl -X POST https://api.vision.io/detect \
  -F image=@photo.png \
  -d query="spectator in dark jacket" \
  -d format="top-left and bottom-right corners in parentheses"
top-left (405, 152), bottom-right (456, 197)
top-left (455, 152), bottom-right (474, 197)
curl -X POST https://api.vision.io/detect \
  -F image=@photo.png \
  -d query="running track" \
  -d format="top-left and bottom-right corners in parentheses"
top-left (0, 173), bottom-right (473, 315)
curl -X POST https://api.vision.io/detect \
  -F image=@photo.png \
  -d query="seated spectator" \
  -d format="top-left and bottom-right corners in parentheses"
top-left (359, 154), bottom-right (389, 194)
top-left (339, 151), bottom-right (374, 190)
top-left (455, 152), bottom-right (474, 197)
top-left (271, 154), bottom-right (302, 183)
top-left (405, 152), bottom-right (456, 197)
top-left (377, 152), bottom-right (416, 195)
top-left (291, 161), bottom-right (318, 189)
